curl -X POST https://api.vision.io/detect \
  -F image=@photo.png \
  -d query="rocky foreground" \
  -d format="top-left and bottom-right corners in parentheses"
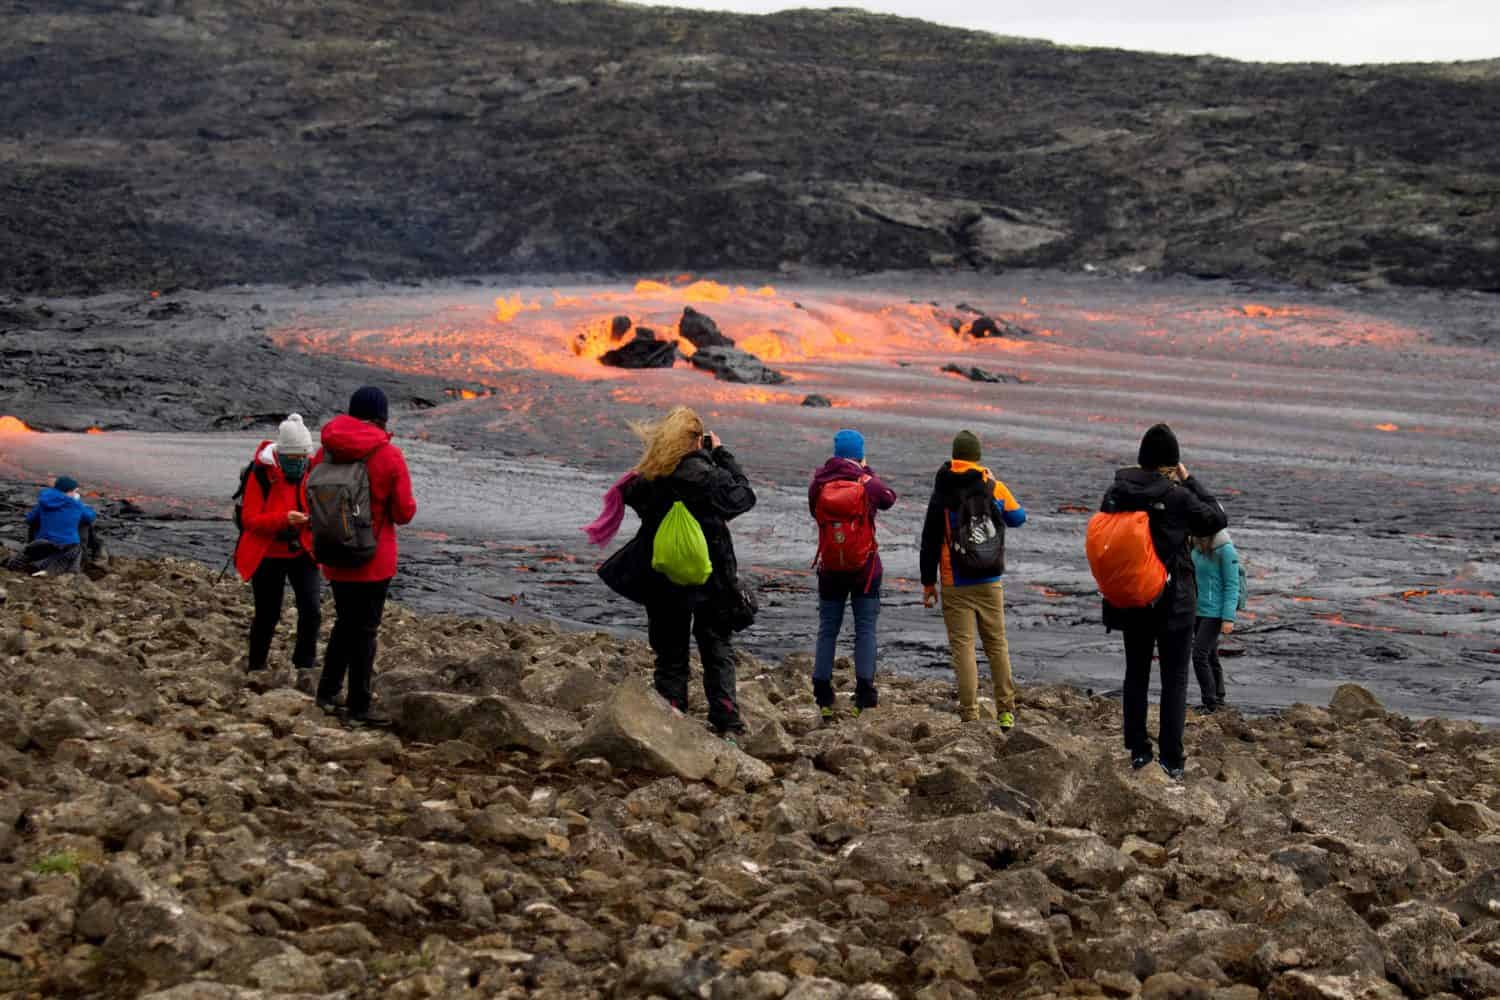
top-left (3, 561), bottom-right (1500, 1000)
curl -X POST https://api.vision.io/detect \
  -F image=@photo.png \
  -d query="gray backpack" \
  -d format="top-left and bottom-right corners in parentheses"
top-left (306, 457), bottom-right (378, 567)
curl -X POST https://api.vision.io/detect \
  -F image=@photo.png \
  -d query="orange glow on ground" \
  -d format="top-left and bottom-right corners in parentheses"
top-left (0, 416), bottom-right (33, 434)
top-left (1241, 304), bottom-right (1304, 319)
top-left (85, 427), bottom-right (105, 434)
top-left (494, 294), bottom-right (541, 322)
top-left (1375, 423), bottom-right (1399, 432)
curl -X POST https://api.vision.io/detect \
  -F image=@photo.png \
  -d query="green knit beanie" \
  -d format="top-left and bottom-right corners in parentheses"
top-left (952, 430), bottom-right (981, 462)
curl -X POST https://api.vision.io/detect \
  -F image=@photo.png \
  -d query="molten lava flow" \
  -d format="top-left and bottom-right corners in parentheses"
top-left (494, 294), bottom-right (541, 322)
top-left (1241, 304), bottom-right (1303, 319)
top-left (86, 427), bottom-right (105, 434)
top-left (1400, 588), bottom-right (1496, 600)
top-left (1375, 423), bottom-right (1400, 432)
top-left (0, 416), bottom-right (32, 434)
top-left (1314, 612), bottom-right (1411, 634)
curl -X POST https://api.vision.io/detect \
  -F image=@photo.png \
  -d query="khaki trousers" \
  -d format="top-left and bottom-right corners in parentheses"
top-left (940, 580), bottom-right (1016, 718)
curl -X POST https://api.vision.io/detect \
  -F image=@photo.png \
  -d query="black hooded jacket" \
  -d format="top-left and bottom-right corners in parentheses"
top-left (1099, 468), bottom-right (1227, 632)
top-left (599, 446), bottom-right (756, 608)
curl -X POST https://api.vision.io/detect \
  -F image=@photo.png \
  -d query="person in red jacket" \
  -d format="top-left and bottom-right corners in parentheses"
top-left (314, 387), bottom-right (417, 727)
top-left (235, 414), bottom-right (321, 676)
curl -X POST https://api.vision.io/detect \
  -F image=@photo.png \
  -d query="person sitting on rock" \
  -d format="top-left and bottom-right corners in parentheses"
top-left (809, 429), bottom-right (896, 721)
top-left (590, 405), bottom-right (756, 741)
top-left (314, 387), bottom-right (418, 728)
top-left (17, 476), bottom-right (97, 576)
top-left (1097, 424), bottom-right (1227, 780)
top-left (234, 414), bottom-right (321, 680)
top-left (919, 431), bottom-right (1027, 730)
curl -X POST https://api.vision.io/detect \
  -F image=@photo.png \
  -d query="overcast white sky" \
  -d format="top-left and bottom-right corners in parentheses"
top-left (631, 0), bottom-right (1498, 64)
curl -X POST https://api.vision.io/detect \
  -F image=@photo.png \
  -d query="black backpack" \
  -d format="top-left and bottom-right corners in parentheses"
top-left (948, 482), bottom-right (1005, 578)
top-left (305, 456), bottom-right (379, 567)
top-left (231, 462), bottom-right (273, 533)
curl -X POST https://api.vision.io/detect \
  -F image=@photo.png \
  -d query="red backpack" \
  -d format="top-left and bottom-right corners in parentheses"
top-left (813, 477), bottom-right (876, 572)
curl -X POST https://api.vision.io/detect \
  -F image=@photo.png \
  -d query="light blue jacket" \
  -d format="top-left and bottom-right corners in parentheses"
top-left (1191, 530), bottom-right (1240, 622)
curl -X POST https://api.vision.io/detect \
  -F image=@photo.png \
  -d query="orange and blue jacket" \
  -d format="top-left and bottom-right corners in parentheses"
top-left (919, 460), bottom-right (1026, 587)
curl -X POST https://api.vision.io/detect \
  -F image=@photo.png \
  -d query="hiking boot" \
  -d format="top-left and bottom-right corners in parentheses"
top-left (315, 697), bottom-right (342, 716)
top-left (1131, 750), bottom-right (1153, 771)
top-left (820, 706), bottom-right (837, 724)
top-left (345, 711), bottom-right (391, 729)
top-left (1160, 762), bottom-right (1185, 781)
top-left (850, 706), bottom-right (865, 719)
top-left (721, 733), bottom-right (740, 749)
top-left (997, 711), bottom-right (1015, 731)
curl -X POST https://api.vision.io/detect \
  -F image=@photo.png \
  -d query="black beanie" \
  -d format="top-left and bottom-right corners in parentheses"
top-left (349, 386), bottom-right (389, 424)
top-left (952, 430), bottom-right (982, 462)
top-left (1137, 423), bottom-right (1180, 469)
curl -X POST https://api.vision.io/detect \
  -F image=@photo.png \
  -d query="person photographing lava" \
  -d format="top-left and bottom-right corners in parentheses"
top-left (588, 406), bottom-right (756, 742)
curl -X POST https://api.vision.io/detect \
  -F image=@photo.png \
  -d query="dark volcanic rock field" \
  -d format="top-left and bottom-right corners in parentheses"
top-left (3, 1), bottom-right (1499, 295)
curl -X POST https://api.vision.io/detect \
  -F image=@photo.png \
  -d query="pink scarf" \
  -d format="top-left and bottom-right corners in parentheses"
top-left (584, 471), bottom-right (638, 547)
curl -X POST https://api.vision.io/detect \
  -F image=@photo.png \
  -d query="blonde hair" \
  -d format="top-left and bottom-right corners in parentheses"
top-left (630, 406), bottom-right (704, 480)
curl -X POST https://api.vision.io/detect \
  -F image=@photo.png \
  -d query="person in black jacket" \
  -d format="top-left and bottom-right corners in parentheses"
top-left (594, 406), bottom-right (756, 737)
top-left (1100, 424), bottom-right (1227, 779)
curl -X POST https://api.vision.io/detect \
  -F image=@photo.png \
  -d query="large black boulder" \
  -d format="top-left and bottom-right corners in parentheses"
top-left (964, 316), bottom-right (1031, 339)
top-left (689, 346), bottom-right (786, 385)
top-left (678, 307), bottom-right (734, 349)
top-left (942, 363), bottom-right (1022, 384)
top-left (601, 329), bottom-right (677, 369)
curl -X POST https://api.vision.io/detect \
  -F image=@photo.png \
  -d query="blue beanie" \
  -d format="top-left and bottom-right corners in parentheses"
top-left (833, 429), bottom-right (864, 461)
top-left (349, 386), bottom-right (389, 424)
top-left (53, 476), bottom-right (78, 493)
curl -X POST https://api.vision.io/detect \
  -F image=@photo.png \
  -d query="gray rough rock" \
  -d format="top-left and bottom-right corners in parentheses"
top-left (1328, 684), bottom-right (1385, 722)
top-left (569, 677), bottom-right (772, 788)
top-left (394, 690), bottom-right (580, 753)
top-left (33, 696), bottom-right (101, 751)
top-left (689, 346), bottom-right (788, 385)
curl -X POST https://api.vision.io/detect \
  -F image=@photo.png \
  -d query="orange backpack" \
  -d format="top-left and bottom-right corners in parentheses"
top-left (1086, 511), bottom-right (1168, 608)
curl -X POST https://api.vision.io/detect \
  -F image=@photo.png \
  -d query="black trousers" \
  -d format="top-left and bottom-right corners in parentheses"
top-left (317, 579), bottom-right (390, 716)
top-left (1122, 625), bottom-right (1192, 770)
top-left (248, 555), bottom-right (322, 671)
top-left (646, 601), bottom-right (744, 733)
top-left (1192, 616), bottom-right (1227, 709)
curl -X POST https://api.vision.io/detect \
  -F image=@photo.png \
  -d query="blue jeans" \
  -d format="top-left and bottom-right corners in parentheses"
top-left (813, 591), bottom-right (880, 708)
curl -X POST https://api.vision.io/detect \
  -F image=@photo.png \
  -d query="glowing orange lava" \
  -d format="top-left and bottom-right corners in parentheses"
top-left (1241, 304), bottom-right (1302, 319)
top-left (0, 416), bottom-right (33, 434)
top-left (494, 294), bottom-right (541, 322)
top-left (85, 427), bottom-right (105, 435)
top-left (1375, 423), bottom-right (1399, 433)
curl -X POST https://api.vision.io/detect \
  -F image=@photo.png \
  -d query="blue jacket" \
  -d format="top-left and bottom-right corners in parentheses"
top-left (1191, 530), bottom-right (1240, 622)
top-left (25, 488), bottom-right (97, 546)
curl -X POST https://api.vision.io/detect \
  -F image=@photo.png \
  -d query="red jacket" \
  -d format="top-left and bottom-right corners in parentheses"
top-left (318, 415), bottom-right (417, 583)
top-left (234, 441), bottom-right (316, 580)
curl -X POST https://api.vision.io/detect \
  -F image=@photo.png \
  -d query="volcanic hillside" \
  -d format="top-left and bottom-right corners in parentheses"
top-left (2, 0), bottom-right (1498, 295)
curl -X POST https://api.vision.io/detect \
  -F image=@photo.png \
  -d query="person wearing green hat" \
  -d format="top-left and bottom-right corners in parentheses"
top-left (16, 476), bottom-right (98, 576)
top-left (918, 430), bottom-right (1027, 730)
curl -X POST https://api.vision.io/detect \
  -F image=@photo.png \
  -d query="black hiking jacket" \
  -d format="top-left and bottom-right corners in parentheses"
top-left (1098, 468), bottom-right (1227, 633)
top-left (600, 446), bottom-right (756, 608)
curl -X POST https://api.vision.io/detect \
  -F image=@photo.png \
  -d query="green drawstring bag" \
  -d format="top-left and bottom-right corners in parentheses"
top-left (652, 501), bottom-right (713, 586)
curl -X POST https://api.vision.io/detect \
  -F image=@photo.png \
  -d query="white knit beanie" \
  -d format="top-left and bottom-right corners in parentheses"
top-left (277, 413), bottom-right (313, 455)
